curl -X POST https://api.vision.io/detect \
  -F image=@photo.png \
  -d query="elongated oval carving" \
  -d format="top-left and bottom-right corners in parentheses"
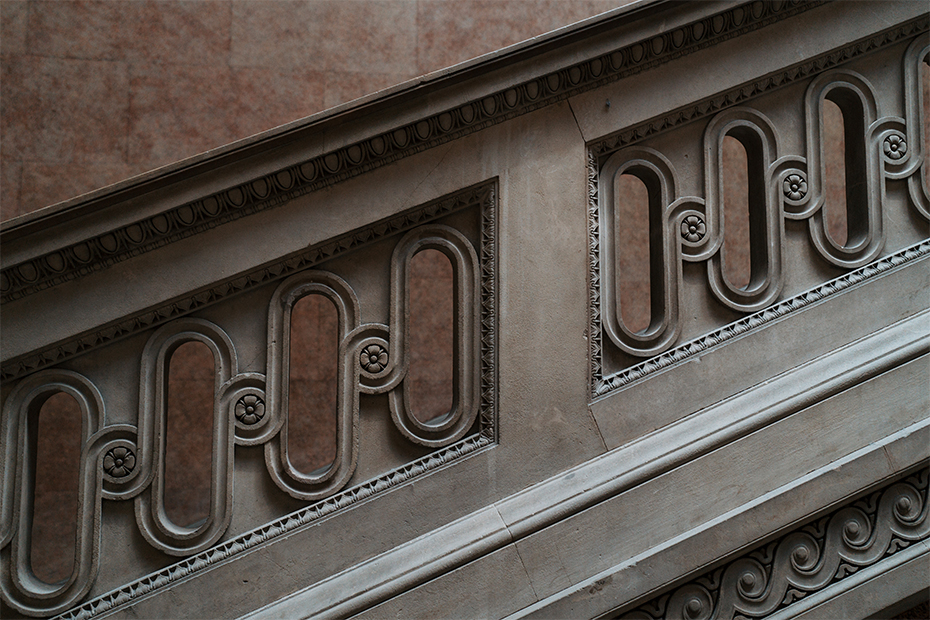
top-left (265, 271), bottom-right (359, 500)
top-left (598, 147), bottom-right (681, 356)
top-left (164, 340), bottom-right (215, 528)
top-left (30, 392), bottom-right (82, 584)
top-left (406, 248), bottom-right (455, 424)
top-left (804, 71), bottom-right (882, 267)
top-left (824, 91), bottom-right (869, 249)
top-left (0, 370), bottom-right (103, 616)
top-left (286, 293), bottom-right (339, 475)
top-left (922, 57), bottom-right (929, 194)
top-left (389, 226), bottom-right (480, 447)
top-left (904, 38), bottom-right (930, 218)
top-left (705, 108), bottom-right (782, 311)
top-left (135, 318), bottom-right (236, 556)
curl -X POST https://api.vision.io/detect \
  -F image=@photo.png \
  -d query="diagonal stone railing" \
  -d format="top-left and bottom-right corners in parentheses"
top-left (2, 2), bottom-right (928, 618)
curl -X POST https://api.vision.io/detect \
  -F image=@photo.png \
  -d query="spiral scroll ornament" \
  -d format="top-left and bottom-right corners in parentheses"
top-left (618, 468), bottom-right (929, 619)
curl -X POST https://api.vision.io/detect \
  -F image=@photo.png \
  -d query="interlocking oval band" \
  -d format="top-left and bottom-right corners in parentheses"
top-left (387, 225), bottom-right (481, 447)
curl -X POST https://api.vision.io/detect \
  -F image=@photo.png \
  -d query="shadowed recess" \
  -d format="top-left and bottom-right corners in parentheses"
top-left (30, 392), bottom-right (81, 584)
top-left (407, 249), bottom-right (454, 423)
top-left (825, 87), bottom-right (868, 248)
top-left (823, 98), bottom-right (848, 246)
top-left (614, 173), bottom-right (652, 334)
top-left (165, 340), bottom-right (215, 528)
top-left (722, 135), bottom-right (751, 289)
top-left (288, 293), bottom-right (338, 475)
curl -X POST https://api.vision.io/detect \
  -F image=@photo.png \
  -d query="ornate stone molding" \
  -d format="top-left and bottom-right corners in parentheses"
top-left (0, 181), bottom-right (494, 383)
top-left (615, 466), bottom-right (930, 619)
top-left (55, 434), bottom-right (492, 620)
top-left (1, 180), bottom-right (500, 617)
top-left (593, 240), bottom-right (929, 397)
top-left (0, 1), bottom-right (827, 305)
top-left (588, 16), bottom-right (928, 157)
top-left (587, 23), bottom-right (930, 396)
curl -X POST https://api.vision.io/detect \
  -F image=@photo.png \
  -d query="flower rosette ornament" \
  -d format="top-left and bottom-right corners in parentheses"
top-left (104, 446), bottom-right (136, 478)
top-left (680, 214), bottom-right (706, 243)
top-left (360, 343), bottom-right (389, 374)
top-left (882, 133), bottom-right (906, 161)
top-left (783, 173), bottom-right (808, 201)
top-left (235, 394), bottom-right (265, 425)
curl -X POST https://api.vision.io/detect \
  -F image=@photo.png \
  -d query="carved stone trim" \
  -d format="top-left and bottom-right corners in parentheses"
top-left (134, 319), bottom-right (238, 556)
top-left (1, 181), bottom-right (494, 383)
top-left (17, 182), bottom-right (499, 619)
top-left (587, 21), bottom-right (930, 397)
top-left (1, 371), bottom-right (106, 616)
top-left (589, 16), bottom-right (928, 158)
top-left (54, 434), bottom-right (492, 620)
top-left (264, 271), bottom-right (360, 500)
top-left (0, 1), bottom-right (827, 305)
top-left (614, 466), bottom-right (930, 619)
top-left (593, 240), bottom-right (930, 397)
top-left (387, 226), bottom-right (481, 447)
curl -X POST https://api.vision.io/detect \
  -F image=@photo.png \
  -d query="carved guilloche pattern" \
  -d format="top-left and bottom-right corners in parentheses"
top-left (617, 468), bottom-right (930, 620)
top-left (0, 182), bottom-right (498, 616)
top-left (590, 30), bottom-right (930, 385)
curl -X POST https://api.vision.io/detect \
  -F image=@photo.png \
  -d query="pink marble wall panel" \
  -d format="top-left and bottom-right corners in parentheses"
top-left (415, 0), bottom-right (621, 71)
top-left (0, 0), bottom-right (27, 57)
top-left (27, 0), bottom-right (232, 65)
top-left (1, 0), bottom-right (628, 220)
top-left (129, 63), bottom-right (326, 170)
top-left (19, 161), bottom-right (136, 214)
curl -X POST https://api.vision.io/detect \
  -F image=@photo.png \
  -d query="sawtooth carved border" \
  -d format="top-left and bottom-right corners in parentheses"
top-left (0, 1), bottom-right (829, 304)
top-left (614, 466), bottom-right (930, 619)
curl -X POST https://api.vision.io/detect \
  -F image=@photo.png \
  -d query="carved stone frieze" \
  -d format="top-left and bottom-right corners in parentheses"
top-left (615, 466), bottom-right (930, 620)
top-left (1, 182), bottom-right (494, 383)
top-left (0, 181), bottom-right (499, 617)
top-left (589, 25), bottom-right (930, 394)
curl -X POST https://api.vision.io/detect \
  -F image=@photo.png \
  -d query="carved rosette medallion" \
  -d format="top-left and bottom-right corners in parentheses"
top-left (680, 215), bottom-right (706, 243)
top-left (235, 395), bottom-right (265, 425)
top-left (883, 132), bottom-right (907, 161)
top-left (360, 344), bottom-right (389, 374)
top-left (783, 172), bottom-right (808, 201)
top-left (103, 446), bottom-right (136, 478)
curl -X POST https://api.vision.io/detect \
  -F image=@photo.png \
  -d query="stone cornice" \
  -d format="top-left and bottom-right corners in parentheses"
top-left (0, 0), bottom-right (827, 305)
top-left (0, 181), bottom-right (495, 382)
